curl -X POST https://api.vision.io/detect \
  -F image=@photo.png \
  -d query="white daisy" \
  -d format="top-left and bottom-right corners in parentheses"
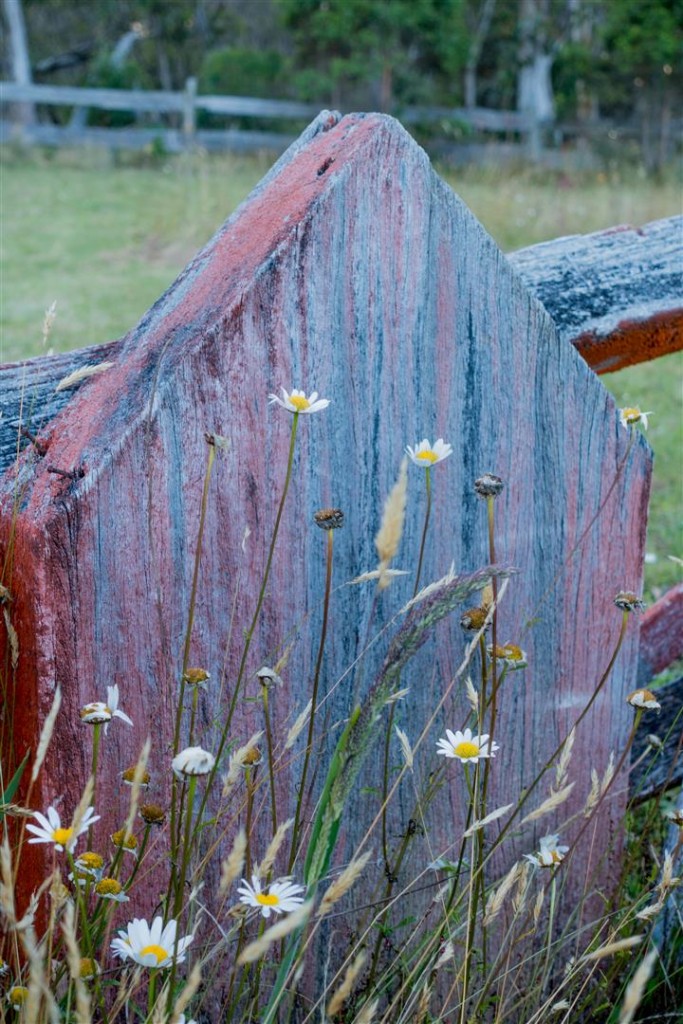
top-left (237, 874), bottom-right (306, 919)
top-left (486, 642), bottom-right (528, 670)
top-left (405, 438), bottom-right (453, 467)
top-left (436, 728), bottom-right (499, 764)
top-left (619, 407), bottom-right (652, 431)
top-left (268, 388), bottom-right (330, 414)
top-left (171, 746), bottom-right (216, 779)
top-left (79, 685), bottom-right (133, 731)
top-left (525, 834), bottom-right (569, 868)
top-left (94, 878), bottom-right (130, 902)
top-left (26, 805), bottom-right (100, 853)
top-left (110, 916), bottom-right (193, 969)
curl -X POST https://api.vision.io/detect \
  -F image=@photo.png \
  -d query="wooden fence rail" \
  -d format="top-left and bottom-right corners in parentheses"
top-left (0, 78), bottom-right (548, 155)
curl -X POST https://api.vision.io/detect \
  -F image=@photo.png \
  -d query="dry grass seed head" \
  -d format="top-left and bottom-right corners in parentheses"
top-left (55, 361), bottom-right (114, 392)
top-left (555, 727), bottom-right (575, 791)
top-left (258, 817), bottom-right (294, 878)
top-left (464, 675), bottom-right (479, 713)
top-left (169, 962), bottom-right (202, 1023)
top-left (223, 731), bottom-right (264, 793)
top-left (219, 829), bottom-right (247, 894)
top-left (61, 902), bottom-right (92, 1023)
top-left (521, 782), bottom-right (574, 824)
top-left (327, 951), bottom-right (367, 1017)
top-left (121, 738), bottom-right (151, 842)
top-left (533, 887), bottom-right (545, 925)
top-left (238, 900), bottom-right (313, 964)
top-left (483, 861), bottom-right (521, 925)
top-left (32, 687), bottom-right (62, 783)
top-left (318, 850), bottom-right (373, 917)
top-left (463, 802), bottom-right (513, 838)
top-left (354, 997), bottom-right (379, 1023)
top-left (582, 935), bottom-right (643, 961)
top-left (618, 949), bottom-right (658, 1024)
top-left (375, 456), bottom-right (408, 588)
top-left (395, 726), bottom-right (413, 770)
top-left (285, 701), bottom-right (312, 750)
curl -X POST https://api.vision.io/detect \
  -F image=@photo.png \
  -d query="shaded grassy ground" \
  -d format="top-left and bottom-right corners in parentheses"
top-left (1, 146), bottom-right (680, 598)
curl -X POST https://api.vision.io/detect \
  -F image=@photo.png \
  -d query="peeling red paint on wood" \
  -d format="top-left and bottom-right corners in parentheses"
top-left (510, 217), bottom-right (683, 373)
top-left (1, 113), bottom-right (652, 954)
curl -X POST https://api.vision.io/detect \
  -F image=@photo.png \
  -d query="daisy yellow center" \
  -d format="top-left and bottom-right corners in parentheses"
top-left (78, 853), bottom-right (103, 869)
top-left (255, 892), bottom-right (279, 906)
top-left (53, 827), bottom-right (74, 845)
top-left (140, 944), bottom-right (170, 965)
top-left (416, 450), bottom-right (438, 463)
top-left (96, 878), bottom-right (122, 895)
top-left (289, 395), bottom-right (310, 411)
top-left (453, 741), bottom-right (480, 759)
top-left (622, 407), bottom-right (640, 422)
top-left (502, 645), bottom-right (523, 660)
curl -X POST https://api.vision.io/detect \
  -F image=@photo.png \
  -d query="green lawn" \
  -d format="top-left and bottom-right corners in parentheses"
top-left (1, 147), bottom-right (680, 598)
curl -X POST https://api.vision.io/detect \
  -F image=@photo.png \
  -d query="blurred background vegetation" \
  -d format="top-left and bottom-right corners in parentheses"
top-left (1, 0), bottom-right (681, 601)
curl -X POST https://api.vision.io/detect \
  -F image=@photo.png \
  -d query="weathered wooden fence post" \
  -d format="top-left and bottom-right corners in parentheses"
top-left (1, 112), bottom-right (680, 1004)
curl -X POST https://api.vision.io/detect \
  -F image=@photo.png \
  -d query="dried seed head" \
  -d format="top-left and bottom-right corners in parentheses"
top-left (615, 591), bottom-right (645, 613)
top-left (79, 958), bottom-right (100, 980)
top-left (626, 689), bottom-right (661, 711)
top-left (140, 803), bottom-right (166, 826)
top-left (474, 473), bottom-right (504, 498)
top-left (460, 607), bottom-right (489, 632)
top-left (111, 829), bottom-right (138, 851)
top-left (257, 666), bottom-right (282, 689)
top-left (183, 667), bottom-right (211, 686)
top-left (314, 508), bottom-right (344, 530)
top-left (243, 746), bottom-right (263, 768)
top-left (121, 766), bottom-right (150, 786)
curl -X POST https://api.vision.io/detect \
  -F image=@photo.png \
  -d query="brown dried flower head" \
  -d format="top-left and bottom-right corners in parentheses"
top-left (111, 828), bottom-right (138, 851)
top-left (183, 667), bottom-right (211, 686)
top-left (474, 473), bottom-right (504, 499)
top-left (140, 803), bottom-right (166, 826)
top-left (627, 689), bottom-right (661, 711)
top-left (314, 508), bottom-right (344, 530)
top-left (460, 607), bottom-right (489, 632)
top-left (614, 591), bottom-right (646, 613)
top-left (121, 766), bottom-right (150, 787)
top-left (242, 746), bottom-right (263, 768)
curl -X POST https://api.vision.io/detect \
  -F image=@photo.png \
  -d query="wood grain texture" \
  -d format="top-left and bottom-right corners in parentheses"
top-left (509, 217), bottom-right (683, 372)
top-left (1, 113), bottom-right (651, 964)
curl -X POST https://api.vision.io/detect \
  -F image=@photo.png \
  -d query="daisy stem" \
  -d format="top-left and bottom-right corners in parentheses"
top-left (245, 766), bottom-right (256, 878)
top-left (288, 525), bottom-right (334, 872)
top-left (413, 466), bottom-right (432, 598)
top-left (88, 723), bottom-right (102, 846)
top-left (373, 467), bottom-right (434, 936)
top-left (194, 414), bottom-right (300, 849)
top-left (147, 968), bottom-right (158, 1020)
top-left (169, 442), bottom-right (216, 889)
top-left (173, 774), bottom-right (198, 923)
top-left (66, 851), bottom-right (109, 1024)
top-left (460, 762), bottom-right (481, 1024)
top-left (124, 824), bottom-right (151, 890)
top-left (262, 684), bottom-right (278, 838)
top-left (541, 874), bottom-right (557, 995)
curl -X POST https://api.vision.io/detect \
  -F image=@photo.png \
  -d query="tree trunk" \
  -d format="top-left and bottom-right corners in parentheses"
top-left (464, 0), bottom-right (496, 109)
top-left (2, 0), bottom-right (35, 127)
top-left (517, 0), bottom-right (555, 158)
